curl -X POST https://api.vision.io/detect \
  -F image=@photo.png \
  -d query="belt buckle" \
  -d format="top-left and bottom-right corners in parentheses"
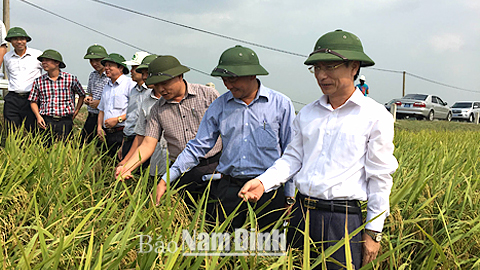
top-left (53, 115), bottom-right (61, 121)
top-left (304, 198), bottom-right (317, 210)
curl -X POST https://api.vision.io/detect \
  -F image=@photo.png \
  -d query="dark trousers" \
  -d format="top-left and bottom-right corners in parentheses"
top-left (287, 194), bottom-right (363, 270)
top-left (41, 115), bottom-right (73, 147)
top-left (210, 175), bottom-right (285, 232)
top-left (105, 130), bottom-right (124, 159)
top-left (121, 135), bottom-right (151, 171)
top-left (3, 92), bottom-right (36, 133)
top-left (80, 112), bottom-right (99, 143)
top-left (121, 135), bottom-right (136, 160)
top-left (174, 153), bottom-right (220, 208)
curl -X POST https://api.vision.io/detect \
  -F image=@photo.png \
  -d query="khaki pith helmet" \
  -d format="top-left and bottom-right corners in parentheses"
top-left (136, 54), bottom-right (158, 72)
top-left (211, 45), bottom-right (268, 77)
top-left (304, 29), bottom-right (375, 67)
top-left (84, 44), bottom-right (108, 59)
top-left (38, 49), bottom-right (66, 68)
top-left (5, 27), bottom-right (32, 42)
top-left (145, 55), bottom-right (190, 85)
top-left (101, 53), bottom-right (129, 74)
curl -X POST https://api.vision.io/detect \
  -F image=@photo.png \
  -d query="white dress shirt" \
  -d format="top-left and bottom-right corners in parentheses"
top-left (4, 47), bottom-right (42, 93)
top-left (97, 74), bottom-right (136, 128)
top-left (259, 90), bottom-right (398, 231)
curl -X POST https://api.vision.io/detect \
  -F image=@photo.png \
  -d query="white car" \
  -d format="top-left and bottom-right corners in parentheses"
top-left (451, 101), bottom-right (480, 122)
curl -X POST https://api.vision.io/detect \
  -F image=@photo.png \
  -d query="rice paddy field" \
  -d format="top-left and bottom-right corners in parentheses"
top-left (1, 110), bottom-right (480, 269)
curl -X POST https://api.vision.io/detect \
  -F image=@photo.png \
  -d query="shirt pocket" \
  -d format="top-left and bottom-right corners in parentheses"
top-left (114, 94), bottom-right (127, 109)
top-left (254, 120), bottom-right (279, 150)
top-left (334, 132), bottom-right (368, 164)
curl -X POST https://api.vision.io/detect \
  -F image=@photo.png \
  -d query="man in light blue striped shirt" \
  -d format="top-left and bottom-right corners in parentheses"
top-left (156, 45), bottom-right (295, 230)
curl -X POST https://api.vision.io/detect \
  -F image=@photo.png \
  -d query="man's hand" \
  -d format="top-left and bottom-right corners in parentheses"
top-left (104, 117), bottom-right (119, 129)
top-left (89, 99), bottom-right (100, 109)
top-left (155, 180), bottom-right (167, 206)
top-left (84, 96), bottom-right (93, 105)
top-left (36, 116), bottom-right (46, 129)
top-left (115, 165), bottom-right (133, 180)
top-left (362, 232), bottom-right (381, 266)
top-left (97, 128), bottom-right (105, 141)
top-left (238, 178), bottom-right (265, 202)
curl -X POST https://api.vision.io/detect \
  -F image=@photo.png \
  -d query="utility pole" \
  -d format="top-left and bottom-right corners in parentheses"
top-left (402, 71), bottom-right (406, 97)
top-left (3, 0), bottom-right (9, 31)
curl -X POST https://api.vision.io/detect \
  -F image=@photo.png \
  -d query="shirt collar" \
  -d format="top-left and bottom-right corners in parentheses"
top-left (109, 74), bottom-right (126, 86)
top-left (158, 80), bottom-right (194, 106)
top-left (149, 89), bottom-right (160, 100)
top-left (185, 81), bottom-right (198, 97)
top-left (13, 47), bottom-right (32, 58)
top-left (317, 87), bottom-right (365, 110)
top-left (226, 79), bottom-right (269, 103)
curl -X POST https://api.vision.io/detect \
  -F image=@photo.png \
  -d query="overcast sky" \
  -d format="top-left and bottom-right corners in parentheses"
top-left (5, 0), bottom-right (480, 110)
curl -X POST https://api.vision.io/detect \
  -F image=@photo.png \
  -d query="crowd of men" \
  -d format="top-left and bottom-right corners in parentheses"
top-left (1, 21), bottom-right (398, 268)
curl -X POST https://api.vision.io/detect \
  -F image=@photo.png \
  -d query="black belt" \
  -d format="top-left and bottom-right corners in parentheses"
top-left (43, 115), bottom-right (73, 121)
top-left (104, 126), bottom-right (124, 133)
top-left (11, 92), bottom-right (29, 98)
top-left (198, 152), bottom-right (221, 166)
top-left (221, 174), bottom-right (256, 187)
top-left (123, 135), bottom-right (136, 142)
top-left (298, 193), bottom-right (361, 214)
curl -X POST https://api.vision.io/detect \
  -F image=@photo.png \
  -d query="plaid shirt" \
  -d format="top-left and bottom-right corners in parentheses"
top-left (145, 81), bottom-right (222, 161)
top-left (86, 70), bottom-right (109, 114)
top-left (28, 72), bottom-right (85, 116)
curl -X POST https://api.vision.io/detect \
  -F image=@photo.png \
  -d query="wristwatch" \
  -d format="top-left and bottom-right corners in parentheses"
top-left (118, 116), bottom-right (123, 123)
top-left (365, 229), bottom-right (383, 242)
top-left (285, 196), bottom-right (296, 206)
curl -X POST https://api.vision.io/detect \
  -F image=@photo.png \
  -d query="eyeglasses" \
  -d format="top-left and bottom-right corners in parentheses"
top-left (148, 72), bottom-right (173, 78)
top-left (214, 68), bottom-right (240, 83)
top-left (308, 62), bottom-right (347, 74)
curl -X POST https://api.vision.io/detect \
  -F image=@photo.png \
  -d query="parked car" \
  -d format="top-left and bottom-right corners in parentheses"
top-left (394, 94), bottom-right (452, 121)
top-left (451, 101), bottom-right (480, 122)
top-left (384, 99), bottom-right (399, 111)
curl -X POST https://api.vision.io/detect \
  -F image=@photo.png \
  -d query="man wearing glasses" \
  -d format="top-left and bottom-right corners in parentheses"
top-left (239, 30), bottom-right (398, 268)
top-left (116, 55), bottom-right (222, 205)
top-left (153, 45), bottom-right (296, 231)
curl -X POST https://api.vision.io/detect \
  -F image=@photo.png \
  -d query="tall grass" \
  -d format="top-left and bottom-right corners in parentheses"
top-left (0, 120), bottom-right (480, 269)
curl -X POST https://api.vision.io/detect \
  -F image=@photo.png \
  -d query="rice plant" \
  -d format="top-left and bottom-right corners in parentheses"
top-left (0, 119), bottom-right (479, 269)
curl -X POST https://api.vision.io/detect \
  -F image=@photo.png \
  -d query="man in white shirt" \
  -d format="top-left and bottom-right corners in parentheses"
top-left (3, 27), bottom-right (42, 132)
top-left (239, 29), bottom-right (398, 269)
top-left (97, 53), bottom-right (136, 158)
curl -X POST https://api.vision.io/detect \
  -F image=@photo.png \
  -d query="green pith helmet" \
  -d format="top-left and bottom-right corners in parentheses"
top-left (136, 54), bottom-right (158, 72)
top-left (304, 29), bottom-right (375, 67)
top-left (145, 55), bottom-right (190, 85)
top-left (38, 49), bottom-right (66, 68)
top-left (211, 45), bottom-right (268, 77)
top-left (84, 44), bottom-right (108, 59)
top-left (5, 27), bottom-right (32, 42)
top-left (101, 53), bottom-right (129, 74)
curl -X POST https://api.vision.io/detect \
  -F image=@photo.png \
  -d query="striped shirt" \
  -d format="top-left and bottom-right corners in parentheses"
top-left (135, 89), bottom-right (168, 176)
top-left (28, 71), bottom-right (85, 116)
top-left (86, 70), bottom-right (109, 114)
top-left (124, 83), bottom-right (149, 136)
top-left (145, 81), bottom-right (222, 161)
